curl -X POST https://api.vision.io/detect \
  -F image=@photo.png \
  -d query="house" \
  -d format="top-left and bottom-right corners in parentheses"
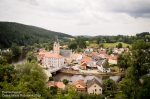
top-left (46, 81), bottom-right (65, 90)
top-left (86, 61), bottom-right (97, 68)
top-left (85, 51), bottom-right (93, 57)
top-left (71, 53), bottom-right (83, 61)
top-left (73, 80), bottom-right (86, 92)
top-left (80, 62), bottom-right (87, 69)
top-left (87, 78), bottom-right (102, 94)
top-left (99, 48), bottom-right (108, 59)
top-left (81, 57), bottom-right (92, 63)
top-left (108, 54), bottom-right (117, 64)
top-left (92, 52), bottom-right (98, 55)
top-left (43, 52), bottom-right (64, 68)
top-left (56, 82), bottom-right (65, 90)
top-left (46, 81), bottom-right (57, 87)
top-left (97, 59), bottom-right (110, 73)
top-left (85, 48), bottom-right (93, 52)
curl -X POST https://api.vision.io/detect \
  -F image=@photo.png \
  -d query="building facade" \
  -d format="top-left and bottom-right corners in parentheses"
top-left (43, 52), bottom-right (64, 68)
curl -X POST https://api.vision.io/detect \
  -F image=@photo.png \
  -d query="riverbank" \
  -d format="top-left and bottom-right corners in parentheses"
top-left (60, 69), bottom-right (126, 76)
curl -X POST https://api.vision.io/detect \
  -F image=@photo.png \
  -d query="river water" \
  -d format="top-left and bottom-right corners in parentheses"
top-left (53, 72), bottom-right (121, 84)
top-left (8, 50), bottom-right (122, 83)
top-left (8, 50), bottom-right (28, 65)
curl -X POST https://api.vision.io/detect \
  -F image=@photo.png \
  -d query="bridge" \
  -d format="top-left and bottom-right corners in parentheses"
top-left (48, 67), bottom-right (63, 73)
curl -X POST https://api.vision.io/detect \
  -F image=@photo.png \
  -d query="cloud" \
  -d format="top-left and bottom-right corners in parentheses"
top-left (0, 0), bottom-right (150, 36)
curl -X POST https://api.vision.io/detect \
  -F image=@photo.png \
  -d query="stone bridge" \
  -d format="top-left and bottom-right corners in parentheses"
top-left (48, 67), bottom-right (62, 73)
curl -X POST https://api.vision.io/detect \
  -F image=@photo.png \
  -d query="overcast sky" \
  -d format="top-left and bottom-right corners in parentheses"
top-left (0, 0), bottom-right (150, 36)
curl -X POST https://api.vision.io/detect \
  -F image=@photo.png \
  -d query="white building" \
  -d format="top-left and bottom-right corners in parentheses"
top-left (43, 52), bottom-right (64, 68)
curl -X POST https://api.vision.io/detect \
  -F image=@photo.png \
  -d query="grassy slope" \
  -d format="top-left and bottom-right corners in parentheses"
top-left (103, 42), bottom-right (131, 48)
top-left (89, 42), bottom-right (131, 48)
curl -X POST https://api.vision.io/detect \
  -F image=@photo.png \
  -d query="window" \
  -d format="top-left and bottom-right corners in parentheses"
top-left (94, 85), bottom-right (96, 87)
top-left (99, 89), bottom-right (101, 91)
top-left (95, 89), bottom-right (97, 91)
top-left (78, 86), bottom-right (80, 87)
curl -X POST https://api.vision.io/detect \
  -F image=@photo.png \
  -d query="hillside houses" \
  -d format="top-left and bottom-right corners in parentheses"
top-left (36, 35), bottom-right (129, 73)
top-left (73, 80), bottom-right (86, 92)
top-left (87, 78), bottom-right (103, 94)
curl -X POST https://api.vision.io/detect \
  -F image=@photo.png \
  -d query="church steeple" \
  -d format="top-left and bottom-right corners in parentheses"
top-left (55, 35), bottom-right (59, 43)
top-left (53, 35), bottom-right (60, 54)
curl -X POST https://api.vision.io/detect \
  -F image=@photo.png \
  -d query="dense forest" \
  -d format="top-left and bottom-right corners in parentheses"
top-left (0, 22), bottom-right (150, 50)
top-left (0, 22), bottom-right (73, 48)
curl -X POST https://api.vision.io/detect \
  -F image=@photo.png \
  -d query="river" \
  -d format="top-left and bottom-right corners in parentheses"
top-left (53, 72), bottom-right (122, 84)
top-left (8, 50), bottom-right (28, 65)
top-left (8, 50), bottom-right (122, 83)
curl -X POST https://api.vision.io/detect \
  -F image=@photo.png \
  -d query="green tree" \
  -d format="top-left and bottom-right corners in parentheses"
top-left (66, 86), bottom-right (77, 99)
top-left (49, 77), bottom-right (54, 81)
top-left (103, 59), bottom-right (109, 71)
top-left (119, 40), bottom-right (150, 99)
top-left (103, 79), bottom-right (116, 91)
top-left (108, 48), bottom-right (113, 55)
top-left (137, 75), bottom-right (150, 99)
top-left (26, 52), bottom-right (37, 62)
top-left (62, 79), bottom-right (69, 85)
top-left (0, 57), bottom-right (7, 65)
top-left (16, 62), bottom-right (52, 98)
top-left (68, 42), bottom-right (77, 50)
top-left (117, 43), bottom-right (122, 48)
top-left (99, 43), bottom-right (104, 48)
top-left (56, 89), bottom-right (64, 99)
top-left (11, 43), bottom-right (21, 56)
top-left (75, 36), bottom-right (86, 49)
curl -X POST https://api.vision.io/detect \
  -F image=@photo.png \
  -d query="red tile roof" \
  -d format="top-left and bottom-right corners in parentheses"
top-left (44, 52), bottom-right (63, 58)
top-left (73, 80), bottom-right (86, 88)
top-left (81, 62), bottom-right (87, 66)
top-left (81, 57), bottom-right (92, 63)
top-left (56, 82), bottom-right (65, 89)
top-left (99, 50), bottom-right (106, 54)
top-left (47, 81), bottom-right (56, 86)
top-left (92, 52), bottom-right (98, 55)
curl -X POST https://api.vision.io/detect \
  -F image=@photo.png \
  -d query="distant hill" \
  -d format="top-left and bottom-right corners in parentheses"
top-left (74, 35), bottom-right (92, 38)
top-left (0, 22), bottom-right (73, 48)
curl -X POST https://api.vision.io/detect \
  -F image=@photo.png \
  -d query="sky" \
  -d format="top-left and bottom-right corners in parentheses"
top-left (0, 0), bottom-right (150, 36)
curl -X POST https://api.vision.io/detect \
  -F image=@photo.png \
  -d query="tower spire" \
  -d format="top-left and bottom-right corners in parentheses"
top-left (55, 35), bottom-right (59, 43)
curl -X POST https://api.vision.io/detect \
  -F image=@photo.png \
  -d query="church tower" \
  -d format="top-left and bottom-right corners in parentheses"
top-left (53, 36), bottom-right (60, 54)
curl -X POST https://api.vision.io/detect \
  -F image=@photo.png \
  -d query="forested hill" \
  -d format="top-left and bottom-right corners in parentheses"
top-left (0, 22), bottom-right (73, 48)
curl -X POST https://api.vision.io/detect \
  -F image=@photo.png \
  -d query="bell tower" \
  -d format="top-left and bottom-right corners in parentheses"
top-left (53, 36), bottom-right (60, 54)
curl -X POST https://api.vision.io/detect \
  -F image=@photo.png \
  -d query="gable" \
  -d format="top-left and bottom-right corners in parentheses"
top-left (75, 84), bottom-right (85, 88)
top-left (89, 83), bottom-right (102, 89)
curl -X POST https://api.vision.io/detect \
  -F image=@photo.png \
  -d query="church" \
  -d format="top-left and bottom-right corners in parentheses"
top-left (42, 36), bottom-right (72, 68)
top-left (53, 36), bottom-right (72, 64)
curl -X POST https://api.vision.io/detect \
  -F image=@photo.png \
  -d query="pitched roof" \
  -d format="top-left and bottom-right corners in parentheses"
top-left (81, 57), bottom-right (92, 63)
top-left (92, 55), bottom-right (101, 61)
top-left (81, 62), bottom-right (87, 66)
top-left (60, 50), bottom-right (72, 58)
top-left (73, 80), bottom-right (86, 88)
top-left (72, 53), bottom-right (80, 58)
top-left (96, 59), bottom-right (104, 66)
top-left (99, 49), bottom-right (106, 54)
top-left (56, 82), bottom-right (65, 89)
top-left (85, 51), bottom-right (92, 54)
top-left (87, 78), bottom-right (102, 88)
top-left (44, 52), bottom-right (63, 58)
top-left (92, 52), bottom-right (98, 55)
top-left (46, 81), bottom-right (56, 86)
